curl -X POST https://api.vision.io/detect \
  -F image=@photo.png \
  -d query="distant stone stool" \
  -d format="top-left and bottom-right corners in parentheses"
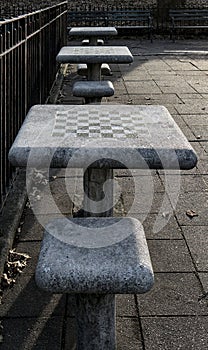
top-left (82, 39), bottom-right (104, 46)
top-left (35, 217), bottom-right (154, 350)
top-left (72, 80), bottom-right (114, 103)
top-left (77, 63), bottom-right (112, 77)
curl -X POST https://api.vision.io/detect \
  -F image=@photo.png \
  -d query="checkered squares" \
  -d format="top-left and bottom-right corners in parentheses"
top-left (52, 109), bottom-right (150, 139)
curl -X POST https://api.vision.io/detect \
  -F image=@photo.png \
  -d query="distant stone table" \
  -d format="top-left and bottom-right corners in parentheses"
top-left (69, 26), bottom-right (118, 45)
top-left (56, 46), bottom-right (133, 80)
top-left (9, 104), bottom-right (197, 216)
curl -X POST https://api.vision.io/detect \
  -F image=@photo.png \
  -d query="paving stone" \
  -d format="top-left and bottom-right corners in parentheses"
top-left (162, 59), bottom-right (198, 71)
top-left (116, 318), bottom-right (143, 350)
top-left (18, 214), bottom-right (45, 241)
top-left (198, 273), bottom-right (208, 292)
top-left (116, 295), bottom-right (138, 317)
top-left (123, 193), bottom-right (173, 216)
top-left (28, 183), bottom-right (73, 215)
top-left (181, 114), bottom-right (208, 125)
top-left (159, 174), bottom-right (208, 193)
top-left (122, 71), bottom-right (152, 81)
top-left (141, 316), bottom-right (208, 350)
top-left (137, 273), bottom-right (208, 316)
top-left (159, 85), bottom-right (196, 94)
top-left (174, 192), bottom-right (208, 226)
top-left (125, 81), bottom-right (162, 94)
top-left (115, 175), bottom-right (164, 195)
top-left (0, 274), bottom-right (66, 318)
top-left (177, 93), bottom-right (203, 100)
top-left (189, 125), bottom-right (208, 140)
top-left (175, 102), bottom-right (208, 115)
top-left (19, 212), bottom-right (76, 242)
top-left (147, 240), bottom-right (195, 272)
top-left (182, 226), bottom-right (208, 272)
top-left (1, 316), bottom-right (63, 350)
top-left (142, 213), bottom-right (183, 239)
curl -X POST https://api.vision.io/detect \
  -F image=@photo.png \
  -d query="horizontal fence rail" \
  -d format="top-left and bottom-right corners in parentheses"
top-left (0, 1), bottom-right (67, 212)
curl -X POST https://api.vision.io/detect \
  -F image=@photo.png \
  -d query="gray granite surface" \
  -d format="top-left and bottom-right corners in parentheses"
top-left (9, 104), bottom-right (197, 169)
top-left (35, 217), bottom-right (154, 294)
top-left (72, 81), bottom-right (114, 97)
top-left (56, 46), bottom-right (133, 64)
top-left (69, 27), bottom-right (118, 36)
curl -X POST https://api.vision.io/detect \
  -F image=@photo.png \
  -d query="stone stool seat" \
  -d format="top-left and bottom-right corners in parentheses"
top-left (77, 63), bottom-right (112, 76)
top-left (82, 39), bottom-right (104, 46)
top-left (72, 80), bottom-right (114, 101)
top-left (35, 217), bottom-right (154, 349)
top-left (35, 217), bottom-right (154, 294)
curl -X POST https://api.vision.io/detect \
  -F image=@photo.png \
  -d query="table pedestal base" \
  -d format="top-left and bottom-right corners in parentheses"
top-left (83, 168), bottom-right (113, 217)
top-left (75, 294), bottom-right (116, 350)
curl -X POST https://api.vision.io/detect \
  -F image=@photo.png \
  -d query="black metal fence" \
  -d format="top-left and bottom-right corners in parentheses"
top-left (0, 1), bottom-right (67, 212)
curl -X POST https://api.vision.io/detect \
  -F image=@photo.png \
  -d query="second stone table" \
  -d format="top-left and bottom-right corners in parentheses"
top-left (69, 26), bottom-right (118, 45)
top-left (56, 46), bottom-right (133, 80)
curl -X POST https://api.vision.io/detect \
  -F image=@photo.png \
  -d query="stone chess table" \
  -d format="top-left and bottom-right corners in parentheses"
top-left (9, 104), bottom-right (197, 216)
top-left (9, 104), bottom-right (197, 170)
top-left (69, 27), bottom-right (118, 46)
top-left (56, 46), bottom-right (133, 80)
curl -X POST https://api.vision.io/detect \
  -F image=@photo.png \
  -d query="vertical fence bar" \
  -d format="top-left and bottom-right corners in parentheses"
top-left (0, 1), bottom-right (68, 212)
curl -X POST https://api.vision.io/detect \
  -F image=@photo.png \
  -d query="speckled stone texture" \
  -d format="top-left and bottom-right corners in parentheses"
top-left (69, 27), bottom-right (118, 37)
top-left (72, 81), bottom-right (114, 97)
top-left (35, 217), bottom-right (154, 294)
top-left (56, 46), bottom-right (133, 64)
top-left (75, 294), bottom-right (116, 350)
top-left (9, 104), bottom-right (197, 170)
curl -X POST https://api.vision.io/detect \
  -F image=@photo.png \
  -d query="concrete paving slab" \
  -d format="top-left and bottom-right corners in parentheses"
top-left (198, 273), bottom-right (208, 292)
top-left (0, 274), bottom-right (65, 318)
top-left (116, 295), bottom-right (138, 317)
top-left (182, 226), bottom-right (208, 272)
top-left (148, 239), bottom-right (195, 272)
top-left (137, 273), bottom-right (207, 316)
top-left (159, 174), bottom-right (208, 193)
top-left (1, 316), bottom-right (64, 350)
top-left (142, 213), bottom-right (183, 240)
top-left (174, 192), bottom-right (208, 226)
top-left (141, 316), bottom-right (208, 350)
top-left (125, 81), bottom-right (162, 94)
top-left (116, 318), bottom-right (143, 350)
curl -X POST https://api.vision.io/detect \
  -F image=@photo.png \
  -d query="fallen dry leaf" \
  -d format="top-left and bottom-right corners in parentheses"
top-left (186, 210), bottom-right (198, 218)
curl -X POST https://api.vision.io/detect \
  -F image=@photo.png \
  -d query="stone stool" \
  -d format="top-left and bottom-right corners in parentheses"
top-left (35, 217), bottom-right (154, 350)
top-left (82, 39), bottom-right (104, 46)
top-left (72, 80), bottom-right (114, 104)
top-left (77, 63), bottom-right (112, 77)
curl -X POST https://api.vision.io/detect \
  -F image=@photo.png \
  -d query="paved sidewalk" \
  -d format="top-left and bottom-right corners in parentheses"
top-left (1, 39), bottom-right (208, 349)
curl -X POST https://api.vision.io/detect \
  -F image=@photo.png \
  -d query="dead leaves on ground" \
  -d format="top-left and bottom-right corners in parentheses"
top-left (1, 250), bottom-right (31, 289)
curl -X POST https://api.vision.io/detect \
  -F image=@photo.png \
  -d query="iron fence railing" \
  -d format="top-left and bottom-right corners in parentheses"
top-left (0, 1), bottom-right (67, 212)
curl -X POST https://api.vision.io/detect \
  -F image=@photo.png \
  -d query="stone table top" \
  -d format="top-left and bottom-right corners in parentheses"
top-left (69, 27), bottom-right (118, 37)
top-left (9, 104), bottom-right (197, 170)
top-left (56, 46), bottom-right (133, 64)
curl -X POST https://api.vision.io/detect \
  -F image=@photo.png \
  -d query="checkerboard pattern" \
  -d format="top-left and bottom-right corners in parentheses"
top-left (52, 109), bottom-right (150, 139)
top-left (72, 47), bottom-right (118, 55)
